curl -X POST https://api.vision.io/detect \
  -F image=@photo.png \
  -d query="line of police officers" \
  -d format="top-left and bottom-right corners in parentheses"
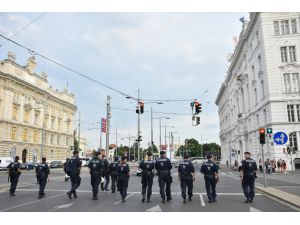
top-left (6, 150), bottom-right (258, 205)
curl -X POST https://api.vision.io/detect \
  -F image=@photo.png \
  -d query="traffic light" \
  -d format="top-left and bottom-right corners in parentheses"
top-left (136, 135), bottom-right (142, 142)
top-left (195, 101), bottom-right (200, 114)
top-left (259, 128), bottom-right (266, 145)
top-left (140, 102), bottom-right (144, 114)
top-left (136, 106), bottom-right (140, 114)
top-left (196, 116), bottom-right (200, 125)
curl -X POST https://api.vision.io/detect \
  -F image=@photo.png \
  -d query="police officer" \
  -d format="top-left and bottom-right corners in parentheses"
top-left (7, 156), bottom-right (21, 197)
top-left (155, 151), bottom-right (172, 203)
top-left (67, 150), bottom-right (82, 199)
top-left (240, 151), bottom-right (258, 203)
top-left (88, 151), bottom-right (102, 200)
top-left (200, 154), bottom-right (219, 203)
top-left (139, 152), bottom-right (155, 203)
top-left (117, 156), bottom-right (130, 203)
top-left (178, 154), bottom-right (195, 204)
top-left (100, 154), bottom-right (110, 191)
top-left (108, 156), bottom-right (119, 193)
top-left (36, 157), bottom-right (50, 199)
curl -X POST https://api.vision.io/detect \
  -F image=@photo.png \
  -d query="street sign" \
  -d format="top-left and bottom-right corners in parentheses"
top-left (267, 128), bottom-right (272, 134)
top-left (273, 132), bottom-right (288, 145)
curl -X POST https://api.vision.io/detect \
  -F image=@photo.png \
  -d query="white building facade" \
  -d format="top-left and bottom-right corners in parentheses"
top-left (0, 52), bottom-right (77, 162)
top-left (215, 13), bottom-right (300, 170)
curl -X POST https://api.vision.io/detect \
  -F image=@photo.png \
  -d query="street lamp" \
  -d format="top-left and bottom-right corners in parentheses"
top-left (152, 117), bottom-right (170, 151)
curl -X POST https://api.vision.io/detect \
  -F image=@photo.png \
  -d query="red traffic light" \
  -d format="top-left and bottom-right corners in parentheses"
top-left (259, 128), bottom-right (265, 134)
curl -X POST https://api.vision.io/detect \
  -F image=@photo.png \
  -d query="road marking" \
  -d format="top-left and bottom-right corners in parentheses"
top-left (199, 194), bottom-right (205, 206)
top-left (0, 193), bottom-right (66, 212)
top-left (250, 207), bottom-right (262, 212)
top-left (114, 193), bottom-right (136, 205)
top-left (14, 189), bottom-right (262, 196)
top-left (146, 205), bottom-right (162, 212)
top-left (54, 203), bottom-right (74, 210)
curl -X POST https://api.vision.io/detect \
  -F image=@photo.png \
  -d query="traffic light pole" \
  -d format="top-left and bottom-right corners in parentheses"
top-left (261, 144), bottom-right (267, 188)
top-left (137, 89), bottom-right (141, 162)
top-left (106, 96), bottom-right (111, 157)
top-left (151, 107), bottom-right (153, 154)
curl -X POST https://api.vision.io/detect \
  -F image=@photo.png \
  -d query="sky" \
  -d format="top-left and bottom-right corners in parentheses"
top-left (0, 12), bottom-right (248, 149)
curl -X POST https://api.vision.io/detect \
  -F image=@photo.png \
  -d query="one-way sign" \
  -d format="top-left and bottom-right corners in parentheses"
top-left (273, 132), bottom-right (288, 145)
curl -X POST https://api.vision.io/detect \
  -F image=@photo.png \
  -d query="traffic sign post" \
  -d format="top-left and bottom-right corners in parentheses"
top-left (261, 144), bottom-right (267, 188)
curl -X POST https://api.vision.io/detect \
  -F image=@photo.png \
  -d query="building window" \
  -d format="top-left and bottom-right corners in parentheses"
top-left (51, 117), bottom-right (55, 129)
top-left (258, 55), bottom-right (262, 71)
top-left (281, 20), bottom-right (290, 35)
top-left (24, 109), bottom-right (29, 123)
top-left (291, 19), bottom-right (297, 34)
top-left (57, 135), bottom-right (60, 145)
top-left (289, 132), bottom-right (298, 151)
top-left (263, 109), bottom-right (267, 125)
top-left (283, 73), bottom-right (291, 93)
top-left (292, 73), bottom-right (300, 92)
top-left (296, 105), bottom-right (300, 122)
top-left (34, 112), bottom-right (39, 126)
top-left (274, 21), bottom-right (280, 35)
top-left (261, 80), bottom-right (265, 98)
top-left (289, 46), bottom-right (297, 62)
top-left (66, 137), bottom-right (69, 146)
top-left (22, 128), bottom-right (28, 142)
top-left (287, 105), bottom-right (295, 122)
top-left (256, 114), bottom-right (259, 128)
top-left (33, 130), bottom-right (38, 143)
top-left (11, 127), bottom-right (17, 140)
top-left (57, 119), bottom-right (61, 131)
top-left (254, 88), bottom-right (258, 105)
top-left (50, 134), bottom-right (54, 145)
top-left (12, 104), bottom-right (18, 120)
top-left (44, 116), bottom-right (48, 129)
top-left (280, 47), bottom-right (288, 63)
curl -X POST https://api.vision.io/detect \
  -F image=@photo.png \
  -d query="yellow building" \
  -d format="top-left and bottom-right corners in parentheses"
top-left (0, 52), bottom-right (77, 162)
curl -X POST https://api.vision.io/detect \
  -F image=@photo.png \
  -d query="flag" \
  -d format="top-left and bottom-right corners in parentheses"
top-left (233, 36), bottom-right (238, 47)
top-left (101, 118), bottom-right (107, 133)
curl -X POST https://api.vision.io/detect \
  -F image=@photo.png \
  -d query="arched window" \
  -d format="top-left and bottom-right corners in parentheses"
top-left (289, 132), bottom-right (298, 151)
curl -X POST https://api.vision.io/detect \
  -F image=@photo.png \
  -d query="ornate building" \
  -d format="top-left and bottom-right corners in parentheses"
top-left (0, 52), bottom-right (77, 162)
top-left (216, 13), bottom-right (300, 170)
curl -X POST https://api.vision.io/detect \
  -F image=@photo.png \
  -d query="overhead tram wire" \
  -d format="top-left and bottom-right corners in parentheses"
top-left (110, 107), bottom-right (190, 116)
top-left (0, 34), bottom-right (202, 103)
top-left (0, 13), bottom-right (47, 48)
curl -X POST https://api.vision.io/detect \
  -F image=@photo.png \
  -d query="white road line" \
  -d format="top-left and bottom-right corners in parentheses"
top-left (0, 193), bottom-right (66, 212)
top-left (14, 189), bottom-right (262, 196)
top-left (199, 194), bottom-right (205, 206)
top-left (250, 206), bottom-right (262, 212)
top-left (114, 193), bottom-right (136, 205)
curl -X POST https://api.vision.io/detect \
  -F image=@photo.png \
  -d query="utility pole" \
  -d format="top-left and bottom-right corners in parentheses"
top-left (137, 89), bottom-right (141, 162)
top-left (115, 127), bottom-right (118, 156)
top-left (165, 125), bottom-right (167, 147)
top-left (159, 118), bottom-right (162, 151)
top-left (106, 96), bottom-right (111, 157)
top-left (200, 135), bottom-right (203, 159)
top-left (78, 110), bottom-right (81, 155)
top-left (40, 95), bottom-right (47, 161)
top-left (128, 133), bottom-right (131, 162)
top-left (151, 107), bottom-right (153, 154)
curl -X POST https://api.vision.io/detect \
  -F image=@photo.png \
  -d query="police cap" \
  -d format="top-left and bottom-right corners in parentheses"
top-left (73, 150), bottom-right (79, 155)
top-left (244, 151), bottom-right (251, 155)
top-left (207, 154), bottom-right (213, 159)
top-left (15, 156), bottom-right (19, 161)
top-left (42, 157), bottom-right (46, 163)
top-left (160, 151), bottom-right (166, 156)
top-left (184, 154), bottom-right (189, 159)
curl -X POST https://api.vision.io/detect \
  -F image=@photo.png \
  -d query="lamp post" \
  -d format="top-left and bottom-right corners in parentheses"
top-left (152, 117), bottom-right (170, 151)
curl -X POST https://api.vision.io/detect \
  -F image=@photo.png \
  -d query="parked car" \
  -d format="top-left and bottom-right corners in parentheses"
top-left (50, 160), bottom-right (64, 168)
top-left (0, 157), bottom-right (12, 171)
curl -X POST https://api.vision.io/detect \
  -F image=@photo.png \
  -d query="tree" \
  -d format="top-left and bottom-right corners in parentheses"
top-left (202, 143), bottom-right (221, 160)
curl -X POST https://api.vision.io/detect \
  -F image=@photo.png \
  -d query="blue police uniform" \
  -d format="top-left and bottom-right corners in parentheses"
top-left (100, 157), bottom-right (110, 191)
top-left (88, 157), bottom-right (102, 199)
top-left (139, 159), bottom-right (155, 201)
top-left (108, 159), bottom-right (119, 193)
top-left (67, 155), bottom-right (82, 198)
top-left (200, 159), bottom-right (219, 202)
top-left (7, 161), bottom-right (21, 196)
top-left (36, 162), bottom-right (50, 198)
top-left (241, 158), bottom-right (257, 202)
top-left (155, 156), bottom-right (172, 202)
top-left (178, 159), bottom-right (195, 201)
top-left (116, 162), bottom-right (130, 201)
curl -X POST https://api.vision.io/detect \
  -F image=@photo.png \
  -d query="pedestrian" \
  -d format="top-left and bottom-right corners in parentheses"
top-left (200, 153), bottom-right (219, 203)
top-left (240, 151), bottom-right (257, 203)
top-left (178, 154), bottom-right (195, 204)
top-left (117, 156), bottom-right (130, 203)
top-left (282, 160), bottom-right (287, 173)
top-left (63, 158), bottom-right (70, 182)
top-left (7, 156), bottom-right (21, 197)
top-left (259, 159), bottom-right (263, 173)
top-left (277, 159), bottom-right (282, 172)
top-left (36, 157), bottom-right (50, 199)
top-left (155, 151), bottom-right (173, 204)
top-left (100, 154), bottom-right (110, 191)
top-left (139, 152), bottom-right (155, 203)
top-left (109, 156), bottom-right (120, 193)
top-left (66, 150), bottom-right (82, 199)
top-left (271, 160), bottom-right (276, 174)
top-left (226, 160), bottom-right (229, 167)
top-left (88, 151), bottom-right (102, 200)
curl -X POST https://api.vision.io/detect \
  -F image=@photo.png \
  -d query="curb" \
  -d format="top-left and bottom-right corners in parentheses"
top-left (255, 185), bottom-right (300, 209)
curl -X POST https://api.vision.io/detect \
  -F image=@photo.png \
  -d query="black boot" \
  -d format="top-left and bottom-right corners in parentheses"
top-left (142, 194), bottom-right (145, 203)
top-left (147, 197), bottom-right (151, 203)
top-left (67, 191), bottom-right (72, 199)
top-left (183, 198), bottom-right (187, 204)
top-left (73, 191), bottom-right (77, 199)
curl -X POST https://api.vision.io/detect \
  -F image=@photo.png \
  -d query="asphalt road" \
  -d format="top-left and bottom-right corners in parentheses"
top-left (0, 164), bottom-right (299, 212)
